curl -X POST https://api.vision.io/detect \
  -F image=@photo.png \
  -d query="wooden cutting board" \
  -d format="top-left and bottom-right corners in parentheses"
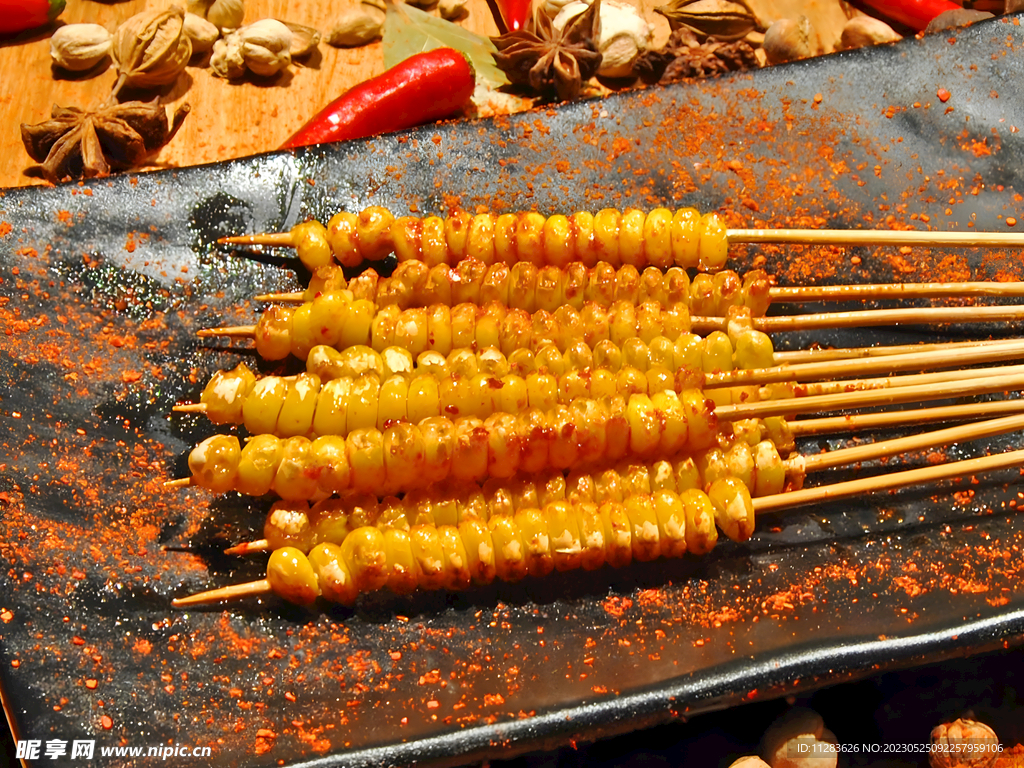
top-left (0, 0), bottom-right (850, 190)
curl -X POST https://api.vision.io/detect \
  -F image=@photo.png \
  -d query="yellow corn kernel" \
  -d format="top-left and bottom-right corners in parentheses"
top-left (467, 374), bottom-right (497, 419)
top-left (475, 303), bottom-right (505, 350)
top-left (480, 263), bottom-right (510, 305)
top-left (648, 336), bottom-right (675, 370)
top-left (340, 526), bottom-right (389, 593)
top-left (310, 377), bottom-right (350, 436)
top-left (451, 258), bottom-right (485, 305)
top-left (242, 376), bottom-right (287, 435)
top-left (264, 501), bottom-right (314, 552)
top-left (516, 212), bottom-right (547, 265)
top-left (446, 348), bottom-right (478, 378)
top-left (439, 524), bottom-right (472, 590)
top-left (267, 547), bottom-right (319, 606)
top-left (343, 374), bottom-right (378, 432)
top-left (589, 368), bottom-right (617, 401)
top-left (377, 375), bottom-right (410, 430)
top-left (516, 409), bottom-right (551, 474)
top-left (650, 459), bottom-right (677, 493)
top-left (593, 208), bottom-right (621, 264)
top-left (708, 477), bottom-right (754, 542)
top-left (416, 350), bottom-right (449, 378)
top-left (542, 214), bottom-right (574, 269)
top-left (682, 389), bottom-right (716, 451)
top-left (638, 266), bottom-right (666, 305)
top-left (689, 273), bottom-right (716, 316)
top-left (382, 528), bottom-right (418, 595)
top-left (662, 302), bottom-right (692, 342)
top-left (407, 374), bottom-right (441, 424)
top-left (507, 347), bottom-right (536, 377)
top-left (673, 333), bottom-right (703, 371)
top-left (467, 213), bottom-right (497, 265)
top-left (626, 394), bottom-right (661, 456)
top-left (734, 330), bottom-right (775, 370)
top-left (753, 439), bottom-right (785, 497)
top-left (327, 211), bottom-right (361, 268)
top-left (586, 261), bottom-right (617, 305)
top-left (457, 484), bottom-right (491, 523)
top-left (663, 267), bottom-right (690, 305)
top-left (525, 372), bottom-right (558, 410)
top-left (698, 211), bottom-right (729, 271)
top-left (552, 304), bottom-right (583, 353)
top-left (289, 302), bottom-right (318, 361)
top-left (570, 397), bottom-right (608, 465)
top-left (618, 208), bottom-right (646, 268)
top-left (477, 347), bottom-right (510, 379)
top-left (514, 507), bottom-right (554, 578)
top-left (417, 417), bottom-right (455, 485)
top-left (445, 210), bottom-right (472, 262)
top-left (670, 207), bottom-right (701, 269)
top-left (379, 347), bottom-right (413, 380)
top-left (493, 213), bottom-right (519, 266)
top-left (236, 434), bottom-right (281, 496)
top-left (457, 517), bottom-right (496, 584)
top-left (356, 206), bottom-right (395, 260)
top-left (328, 299), bottom-right (370, 351)
top-left (603, 395), bottom-right (630, 463)
top-left (646, 366), bottom-right (674, 396)
top-left (545, 500), bottom-right (583, 572)
top-left (485, 412), bottom-right (521, 478)
top-left (451, 417), bottom-right (489, 482)
top-left (307, 435), bottom-right (350, 495)
top-left (615, 367), bottom-right (648, 399)
top-left (621, 338), bottom-right (650, 372)
top-left (309, 498), bottom-right (352, 547)
top-left (725, 441), bottom-right (755, 490)
top-left (304, 291), bottom-right (346, 351)
top-left (713, 270), bottom-right (744, 317)
top-left (306, 265), bottom-right (348, 301)
top-left (592, 339), bottom-right (622, 371)
top-left (391, 217), bottom-right (423, 262)
top-left (562, 340), bottom-right (594, 372)
top-left (424, 305), bottom-right (452, 354)
top-left (382, 422), bottom-right (426, 495)
top-left (508, 262), bottom-right (538, 313)
top-left (499, 310), bottom-right (532, 357)
top-left (651, 389), bottom-right (688, 455)
top-left (608, 300), bottom-right (638, 347)
top-left (703, 330), bottom-right (734, 408)
top-left (345, 429), bottom-right (386, 495)
top-left (278, 373), bottom-right (320, 437)
top-left (292, 220), bottom-right (332, 271)
top-left (558, 370), bottom-right (590, 404)
top-left (307, 542), bottom-right (357, 606)
top-left (566, 469), bottom-right (595, 504)
top-left (534, 265), bottom-right (565, 313)
top-left (370, 304), bottom-right (400, 352)
top-left (599, 500), bottom-right (633, 568)
top-left (488, 514), bottom-right (528, 582)
top-left (548, 405), bottom-right (580, 469)
top-left (641, 207), bottom-right (673, 269)
top-left (534, 344), bottom-right (565, 377)
top-left (636, 300), bottom-right (665, 345)
top-left (592, 467), bottom-right (624, 504)
top-left (672, 456), bottom-right (700, 493)
top-left (393, 307), bottom-right (430, 359)
top-left (201, 363), bottom-right (255, 425)
top-left (421, 264), bottom-right (454, 306)
top-left (575, 502), bottom-right (606, 571)
top-left (493, 374), bottom-right (527, 414)
top-left (420, 216), bottom-right (449, 267)
top-left (618, 460), bottom-right (652, 497)
top-left (255, 305), bottom-right (294, 361)
top-left (309, 345), bottom-right (378, 382)
top-left (560, 262), bottom-right (586, 310)
top-left (568, 211), bottom-right (598, 267)
top-left (651, 489), bottom-right (687, 558)
top-left (623, 494), bottom-right (661, 562)
top-left (450, 303), bottom-right (476, 351)
top-left (272, 437), bottom-right (318, 501)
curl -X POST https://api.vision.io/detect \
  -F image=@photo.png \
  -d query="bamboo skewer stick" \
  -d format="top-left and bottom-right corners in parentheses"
top-left (790, 399), bottom-right (1024, 435)
top-left (717, 371), bottom-right (1024, 421)
top-left (773, 338), bottom-right (1020, 364)
top-left (793, 363), bottom-right (1024, 399)
top-left (172, 579), bottom-right (272, 607)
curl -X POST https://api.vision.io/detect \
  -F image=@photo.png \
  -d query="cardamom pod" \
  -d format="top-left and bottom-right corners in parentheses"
top-left (50, 23), bottom-right (112, 72)
top-left (111, 6), bottom-right (192, 93)
top-left (654, 0), bottom-right (758, 41)
top-left (210, 34), bottom-right (246, 78)
top-left (183, 12), bottom-right (220, 53)
top-left (327, 6), bottom-right (384, 47)
top-left (237, 19), bottom-right (292, 76)
top-left (279, 20), bottom-right (321, 58)
top-left (188, 0), bottom-right (246, 31)
top-left (439, 0), bottom-right (468, 20)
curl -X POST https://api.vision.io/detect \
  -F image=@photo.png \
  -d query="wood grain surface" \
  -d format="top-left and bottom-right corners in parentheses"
top-left (0, 0), bottom-right (850, 190)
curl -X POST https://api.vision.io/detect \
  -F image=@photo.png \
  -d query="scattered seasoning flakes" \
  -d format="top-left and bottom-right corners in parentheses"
top-left (1007, 217), bottom-right (1017, 227)
top-left (100, 715), bottom-right (113, 730)
top-left (937, 88), bottom-right (952, 102)
top-left (85, 679), bottom-right (98, 689)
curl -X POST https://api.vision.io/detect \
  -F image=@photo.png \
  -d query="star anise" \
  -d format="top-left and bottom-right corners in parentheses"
top-left (633, 26), bottom-right (759, 84)
top-left (491, 0), bottom-right (603, 101)
top-left (21, 98), bottom-right (190, 184)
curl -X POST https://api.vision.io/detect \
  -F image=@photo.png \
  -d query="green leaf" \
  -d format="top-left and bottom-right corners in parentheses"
top-left (382, 0), bottom-right (509, 88)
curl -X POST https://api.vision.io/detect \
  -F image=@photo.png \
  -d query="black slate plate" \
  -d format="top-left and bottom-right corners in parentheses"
top-left (3, 16), bottom-right (1024, 768)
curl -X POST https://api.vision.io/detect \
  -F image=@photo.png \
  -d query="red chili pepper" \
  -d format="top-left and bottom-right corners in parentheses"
top-left (856, 0), bottom-right (960, 32)
top-left (493, 0), bottom-right (532, 32)
top-left (0, 0), bottom-right (65, 36)
top-left (281, 48), bottom-right (476, 150)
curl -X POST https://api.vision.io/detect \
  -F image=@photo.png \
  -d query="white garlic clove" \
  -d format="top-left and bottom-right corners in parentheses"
top-left (50, 23), bottom-right (112, 72)
top-left (552, 0), bottom-right (653, 78)
top-left (210, 34), bottom-right (246, 78)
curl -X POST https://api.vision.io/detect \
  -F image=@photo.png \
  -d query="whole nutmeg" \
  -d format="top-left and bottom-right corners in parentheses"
top-left (763, 16), bottom-right (816, 66)
top-left (111, 6), bottom-right (192, 91)
top-left (761, 707), bottom-right (838, 768)
top-left (840, 16), bottom-right (901, 50)
top-left (183, 12), bottom-right (220, 53)
top-left (50, 23), bottom-right (112, 72)
top-left (929, 718), bottom-right (999, 768)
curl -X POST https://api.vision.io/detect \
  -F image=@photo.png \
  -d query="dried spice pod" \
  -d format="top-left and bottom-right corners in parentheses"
top-left (111, 6), bottom-right (192, 93)
top-left (654, 0), bottom-right (758, 42)
top-left (49, 23), bottom-right (112, 72)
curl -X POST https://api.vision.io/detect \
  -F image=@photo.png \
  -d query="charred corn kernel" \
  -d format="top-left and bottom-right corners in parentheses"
top-left (680, 488), bottom-right (718, 554)
top-left (278, 373), bottom-right (320, 437)
top-left (674, 456), bottom-right (701, 492)
top-left (670, 208), bottom-right (701, 269)
top-left (542, 214), bottom-right (574, 269)
top-left (200, 362), bottom-right (256, 425)
top-left (308, 345), bottom-right (379, 382)
top-left (623, 494), bottom-right (660, 562)
top-left (753, 439), bottom-right (785, 497)
top-left (309, 542), bottom-right (358, 605)
top-left (618, 208), bottom-right (647, 268)
top-left (341, 526), bottom-right (389, 593)
top-left (664, 267), bottom-right (690, 304)
top-left (382, 528), bottom-right (419, 594)
top-left (346, 429), bottom-right (386, 495)
top-left (713, 271), bottom-right (743, 316)
top-left (708, 477), bottom-right (755, 542)
top-left (501, 309), bottom-right (534, 356)
top-left (616, 366), bottom-right (648, 397)
top-left (514, 507), bottom-right (554, 578)
top-left (243, 376), bottom-right (287, 435)
top-left (570, 398), bottom-right (608, 465)
top-left (419, 417), bottom-right (456, 485)
top-left (236, 434), bottom-right (281, 496)
top-left (467, 213), bottom-right (497, 265)
top-left (517, 409), bottom-right (550, 474)
top-left (562, 262), bottom-right (587, 310)
top-left (575, 501), bottom-right (606, 570)
top-left (586, 261), bottom-right (617, 306)
top-left (589, 368), bottom-right (617, 401)
top-left (734, 330), bottom-right (775, 370)
top-left (534, 344), bottom-right (565, 377)
top-left (458, 517), bottom-right (497, 584)
top-left (344, 374), bottom-right (378, 431)
top-left (310, 435), bottom-right (351, 494)
top-left (545, 500), bottom-right (582, 572)
top-left (377, 375), bottom-right (410, 429)
top-left (421, 264), bottom-right (454, 307)
top-left (255, 305), bottom-right (294, 361)
top-left (380, 347), bottom-right (415, 379)
top-left (494, 213), bottom-right (519, 266)
top-left (327, 211), bottom-right (361, 267)
top-left (485, 412), bottom-right (520, 478)
top-left (639, 266), bottom-right (666, 304)
top-left (267, 547), bottom-right (319, 605)
top-left (451, 417), bottom-right (489, 482)
top-left (273, 437), bottom-right (319, 501)
top-left (475, 303), bottom-right (505, 349)
top-left (309, 498), bottom-right (353, 546)
top-left (559, 370), bottom-right (591, 404)
top-left (292, 220), bottom-right (332, 271)
top-left (548, 405), bottom-right (580, 469)
top-left (420, 216), bottom-right (449, 268)
top-left (604, 396), bottom-right (631, 463)
top-left (409, 525), bottom-right (447, 590)
top-left (347, 268), bottom-right (379, 303)
top-left (445, 210), bottom-right (472, 262)
top-left (450, 303), bottom-right (476, 350)
top-left (570, 211), bottom-right (599, 267)
top-left (682, 389), bottom-right (716, 450)
top-left (637, 300), bottom-right (664, 344)
top-left (407, 375), bottom-right (441, 423)
top-left (698, 211), bottom-right (729, 271)
top-left (370, 304), bottom-right (400, 352)
top-left (265, 500), bottom-right (315, 552)
top-left (393, 308), bottom-right (430, 359)
top-left (439, 525), bottom-right (472, 590)
top-left (649, 460), bottom-right (676, 493)
top-left (354, 206), bottom-right (395, 260)
top-left (593, 339), bottom-right (623, 371)
top-left (416, 350), bottom-right (449, 379)
top-left (488, 514), bottom-right (528, 582)
top-left (651, 490), bottom-right (687, 558)
top-left (516, 212), bottom-right (547, 265)
top-left (480, 262), bottom-right (510, 305)
top-left (391, 217), bottom-right (422, 262)
top-left (699, 447), bottom-right (729, 487)
top-left (535, 265), bottom-right (565, 313)
top-left (725, 441), bottom-right (755, 490)
top-left (507, 347), bottom-right (536, 376)
top-left (452, 258), bottom-right (485, 305)
top-left (525, 372), bottom-right (558, 410)
top-left (608, 301), bottom-right (638, 347)
top-left (599, 501), bottom-right (633, 568)
top-left (593, 208), bottom-right (622, 263)
top-left (690, 273), bottom-right (716, 316)
top-left (651, 390), bottom-right (688, 455)
top-left (495, 374), bottom-right (528, 414)
top-left (447, 348), bottom-right (479, 379)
